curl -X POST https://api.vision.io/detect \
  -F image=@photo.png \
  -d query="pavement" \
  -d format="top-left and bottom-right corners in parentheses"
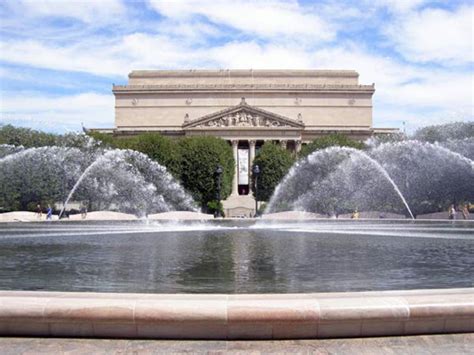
top-left (0, 333), bottom-right (472, 354)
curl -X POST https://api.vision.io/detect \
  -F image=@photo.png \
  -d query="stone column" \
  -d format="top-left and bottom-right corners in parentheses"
top-left (231, 140), bottom-right (239, 196)
top-left (249, 140), bottom-right (256, 166)
top-left (295, 140), bottom-right (302, 153)
top-left (248, 140), bottom-right (256, 197)
top-left (280, 140), bottom-right (287, 149)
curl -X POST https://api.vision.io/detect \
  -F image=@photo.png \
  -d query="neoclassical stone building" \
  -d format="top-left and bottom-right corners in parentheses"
top-left (95, 69), bottom-right (396, 216)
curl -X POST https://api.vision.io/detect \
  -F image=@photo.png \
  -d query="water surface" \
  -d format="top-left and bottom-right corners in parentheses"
top-left (0, 220), bottom-right (472, 293)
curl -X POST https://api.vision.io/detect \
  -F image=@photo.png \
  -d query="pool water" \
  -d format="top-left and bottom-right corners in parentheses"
top-left (0, 220), bottom-right (472, 293)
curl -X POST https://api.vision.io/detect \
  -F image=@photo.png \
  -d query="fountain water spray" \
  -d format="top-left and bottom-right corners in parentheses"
top-left (267, 147), bottom-right (419, 218)
top-left (0, 146), bottom-right (197, 217)
top-left (347, 148), bottom-right (415, 219)
top-left (58, 151), bottom-right (116, 219)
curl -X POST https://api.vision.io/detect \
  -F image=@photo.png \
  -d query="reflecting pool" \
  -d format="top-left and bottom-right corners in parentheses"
top-left (0, 220), bottom-right (472, 293)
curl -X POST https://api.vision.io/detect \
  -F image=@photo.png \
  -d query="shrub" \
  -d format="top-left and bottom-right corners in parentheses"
top-left (0, 124), bottom-right (57, 148)
top-left (88, 132), bottom-right (181, 178)
top-left (206, 200), bottom-right (224, 217)
top-left (300, 133), bottom-right (365, 157)
top-left (126, 133), bottom-right (181, 178)
top-left (251, 142), bottom-right (295, 202)
top-left (178, 136), bottom-right (234, 210)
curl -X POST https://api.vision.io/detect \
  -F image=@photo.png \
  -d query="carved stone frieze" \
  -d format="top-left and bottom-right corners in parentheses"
top-left (195, 111), bottom-right (293, 128)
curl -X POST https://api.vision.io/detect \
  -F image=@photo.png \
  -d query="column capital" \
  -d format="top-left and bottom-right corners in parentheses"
top-left (249, 140), bottom-right (256, 147)
top-left (231, 139), bottom-right (239, 147)
top-left (280, 140), bottom-right (288, 149)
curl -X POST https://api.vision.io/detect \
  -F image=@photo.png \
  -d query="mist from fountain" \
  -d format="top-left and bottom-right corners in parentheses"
top-left (0, 144), bottom-right (25, 159)
top-left (369, 140), bottom-right (473, 216)
top-left (267, 147), bottom-right (415, 217)
top-left (267, 139), bottom-right (473, 218)
top-left (0, 146), bottom-right (197, 216)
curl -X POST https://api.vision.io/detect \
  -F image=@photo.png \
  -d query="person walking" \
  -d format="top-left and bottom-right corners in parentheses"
top-left (462, 204), bottom-right (470, 220)
top-left (36, 204), bottom-right (42, 219)
top-left (46, 205), bottom-right (53, 220)
top-left (80, 203), bottom-right (88, 219)
top-left (448, 204), bottom-right (456, 220)
top-left (351, 209), bottom-right (359, 219)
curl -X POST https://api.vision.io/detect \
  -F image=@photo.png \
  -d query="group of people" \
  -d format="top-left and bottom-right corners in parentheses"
top-left (36, 204), bottom-right (53, 220)
top-left (35, 202), bottom-right (88, 220)
top-left (448, 204), bottom-right (470, 220)
top-left (348, 204), bottom-right (471, 220)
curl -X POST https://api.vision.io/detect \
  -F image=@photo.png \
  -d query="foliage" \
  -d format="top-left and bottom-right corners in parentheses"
top-left (257, 202), bottom-right (267, 215)
top-left (0, 124), bottom-right (57, 148)
top-left (369, 142), bottom-right (474, 217)
top-left (126, 133), bottom-right (181, 178)
top-left (268, 141), bottom-right (474, 218)
top-left (87, 132), bottom-right (181, 177)
top-left (251, 142), bottom-right (295, 202)
top-left (367, 132), bottom-right (406, 147)
top-left (0, 147), bottom-right (88, 212)
top-left (413, 122), bottom-right (474, 142)
top-left (299, 133), bottom-right (365, 157)
top-left (86, 131), bottom-right (119, 148)
top-left (88, 133), bottom-right (234, 207)
top-left (178, 136), bottom-right (234, 210)
top-left (206, 200), bottom-right (224, 217)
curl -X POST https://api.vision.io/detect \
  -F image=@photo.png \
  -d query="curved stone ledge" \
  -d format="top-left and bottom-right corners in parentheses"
top-left (0, 289), bottom-right (472, 339)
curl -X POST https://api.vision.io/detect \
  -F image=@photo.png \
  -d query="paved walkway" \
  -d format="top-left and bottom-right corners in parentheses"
top-left (0, 333), bottom-right (472, 354)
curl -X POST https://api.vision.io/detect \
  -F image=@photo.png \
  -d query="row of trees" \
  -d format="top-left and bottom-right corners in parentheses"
top-left (1, 124), bottom-right (366, 214)
top-left (89, 131), bottom-right (363, 210)
top-left (88, 132), bottom-right (234, 214)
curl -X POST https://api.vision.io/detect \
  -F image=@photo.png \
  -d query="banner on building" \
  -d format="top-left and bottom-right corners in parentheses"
top-left (238, 149), bottom-right (249, 185)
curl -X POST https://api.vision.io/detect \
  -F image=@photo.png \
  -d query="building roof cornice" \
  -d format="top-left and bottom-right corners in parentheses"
top-left (128, 69), bottom-right (359, 78)
top-left (113, 83), bottom-right (375, 94)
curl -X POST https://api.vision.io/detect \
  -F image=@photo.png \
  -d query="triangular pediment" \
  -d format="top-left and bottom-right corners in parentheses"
top-left (182, 99), bottom-right (304, 129)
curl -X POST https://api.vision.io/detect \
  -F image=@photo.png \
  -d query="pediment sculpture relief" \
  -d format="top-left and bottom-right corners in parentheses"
top-left (195, 111), bottom-right (293, 128)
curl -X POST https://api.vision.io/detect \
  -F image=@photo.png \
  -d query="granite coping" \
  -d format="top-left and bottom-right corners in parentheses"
top-left (0, 289), bottom-right (472, 339)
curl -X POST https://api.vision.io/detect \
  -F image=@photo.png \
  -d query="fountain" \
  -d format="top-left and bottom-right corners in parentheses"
top-left (267, 147), bottom-right (415, 218)
top-left (0, 145), bottom-right (197, 216)
top-left (0, 123), bottom-right (473, 339)
top-left (267, 140), bottom-right (473, 218)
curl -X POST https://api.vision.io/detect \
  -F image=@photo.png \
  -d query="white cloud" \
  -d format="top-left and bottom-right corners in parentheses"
top-left (1, 33), bottom-right (472, 131)
top-left (0, 0), bottom-right (472, 133)
top-left (0, 39), bottom-right (128, 77)
top-left (0, 92), bottom-right (114, 131)
top-left (16, 0), bottom-right (125, 24)
top-left (148, 0), bottom-right (335, 42)
top-left (156, 20), bottom-right (221, 41)
top-left (375, 104), bottom-right (473, 131)
top-left (309, 44), bottom-right (472, 107)
top-left (386, 5), bottom-right (474, 64)
top-left (208, 41), bottom-right (314, 68)
top-left (372, 0), bottom-right (430, 13)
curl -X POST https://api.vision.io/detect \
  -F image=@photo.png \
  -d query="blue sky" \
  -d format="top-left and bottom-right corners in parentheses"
top-left (0, 0), bottom-right (472, 133)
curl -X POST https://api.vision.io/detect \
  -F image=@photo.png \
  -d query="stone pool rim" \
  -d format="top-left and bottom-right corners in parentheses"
top-left (0, 288), bottom-right (473, 339)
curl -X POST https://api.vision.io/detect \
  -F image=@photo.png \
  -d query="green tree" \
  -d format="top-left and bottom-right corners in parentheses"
top-left (0, 124), bottom-right (57, 147)
top-left (413, 122), bottom-right (474, 142)
top-left (178, 136), bottom-right (234, 210)
top-left (127, 133), bottom-right (181, 178)
top-left (251, 142), bottom-right (295, 202)
top-left (86, 131), bottom-right (119, 147)
top-left (300, 133), bottom-right (365, 157)
top-left (87, 132), bottom-right (181, 177)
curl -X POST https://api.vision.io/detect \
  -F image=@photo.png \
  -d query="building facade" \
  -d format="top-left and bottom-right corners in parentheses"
top-left (96, 69), bottom-right (395, 216)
